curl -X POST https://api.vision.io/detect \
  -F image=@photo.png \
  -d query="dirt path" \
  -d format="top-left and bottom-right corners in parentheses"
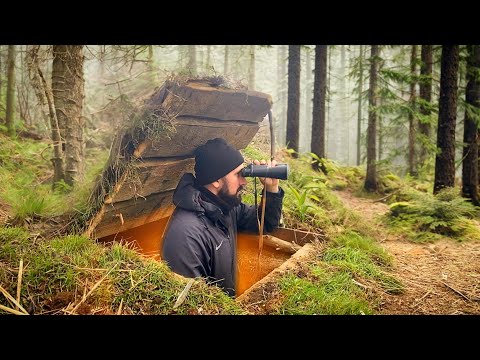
top-left (335, 190), bottom-right (480, 315)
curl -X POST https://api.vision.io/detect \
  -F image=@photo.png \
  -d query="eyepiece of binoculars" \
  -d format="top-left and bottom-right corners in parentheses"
top-left (240, 163), bottom-right (289, 180)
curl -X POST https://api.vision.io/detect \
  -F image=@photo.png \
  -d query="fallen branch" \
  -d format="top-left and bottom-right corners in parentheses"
top-left (373, 190), bottom-right (400, 203)
top-left (16, 259), bottom-right (24, 311)
top-left (441, 281), bottom-right (471, 302)
top-left (412, 289), bottom-right (432, 308)
top-left (352, 278), bottom-right (370, 290)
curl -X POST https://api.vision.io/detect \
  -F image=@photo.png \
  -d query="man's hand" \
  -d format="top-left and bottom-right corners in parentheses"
top-left (253, 159), bottom-right (279, 193)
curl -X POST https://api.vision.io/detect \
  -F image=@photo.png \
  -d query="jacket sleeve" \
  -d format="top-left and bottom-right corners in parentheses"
top-left (236, 187), bottom-right (284, 233)
top-left (162, 218), bottom-right (212, 279)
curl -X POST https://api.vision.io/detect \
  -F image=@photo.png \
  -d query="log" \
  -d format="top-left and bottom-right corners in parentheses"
top-left (92, 191), bottom-right (175, 238)
top-left (147, 80), bottom-right (272, 123)
top-left (111, 158), bottom-right (194, 203)
top-left (134, 117), bottom-right (259, 158)
top-left (263, 235), bottom-right (301, 255)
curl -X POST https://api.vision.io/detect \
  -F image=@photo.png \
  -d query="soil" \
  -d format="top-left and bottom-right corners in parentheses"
top-left (334, 189), bottom-right (480, 315)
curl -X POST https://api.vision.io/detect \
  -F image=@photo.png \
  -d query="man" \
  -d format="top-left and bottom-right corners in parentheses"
top-left (162, 138), bottom-right (284, 297)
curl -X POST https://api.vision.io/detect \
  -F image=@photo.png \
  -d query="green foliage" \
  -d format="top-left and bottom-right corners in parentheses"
top-left (284, 183), bottom-right (320, 222)
top-left (0, 134), bottom-right (109, 221)
top-left (385, 187), bottom-right (480, 242)
top-left (241, 145), bottom-right (269, 163)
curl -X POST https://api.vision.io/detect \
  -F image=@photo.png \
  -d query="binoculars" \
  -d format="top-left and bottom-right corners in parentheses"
top-left (241, 163), bottom-right (289, 180)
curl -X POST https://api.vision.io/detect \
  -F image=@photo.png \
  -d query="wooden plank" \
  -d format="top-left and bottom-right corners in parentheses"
top-left (147, 80), bottom-right (272, 123)
top-left (111, 158), bottom-right (194, 203)
top-left (92, 191), bottom-right (175, 239)
top-left (134, 117), bottom-right (259, 158)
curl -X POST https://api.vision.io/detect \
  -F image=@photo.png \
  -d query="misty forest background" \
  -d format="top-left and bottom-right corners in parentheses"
top-left (0, 45), bottom-right (479, 204)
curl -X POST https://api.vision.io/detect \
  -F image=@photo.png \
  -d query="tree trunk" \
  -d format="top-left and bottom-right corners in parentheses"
top-left (248, 45), bottom-right (255, 90)
top-left (357, 45), bottom-right (364, 165)
top-left (418, 45), bottom-right (433, 166)
top-left (462, 45), bottom-right (480, 205)
top-left (0, 45), bottom-right (3, 102)
top-left (206, 45), bottom-right (212, 72)
top-left (148, 45), bottom-right (156, 84)
top-left (364, 45), bottom-right (379, 192)
top-left (311, 45), bottom-right (327, 173)
top-left (286, 45), bottom-right (301, 157)
top-left (408, 45), bottom-right (418, 176)
top-left (38, 58), bottom-right (64, 185)
top-left (187, 45), bottom-right (196, 76)
top-left (433, 45), bottom-right (459, 194)
top-left (276, 45), bottom-right (288, 146)
top-left (52, 45), bottom-right (85, 187)
top-left (224, 45), bottom-right (230, 75)
top-left (6, 45), bottom-right (16, 137)
top-left (304, 47), bottom-right (312, 153)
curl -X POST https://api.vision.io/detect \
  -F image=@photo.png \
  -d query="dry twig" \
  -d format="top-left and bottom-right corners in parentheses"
top-left (71, 263), bottom-right (118, 314)
top-left (441, 281), bottom-right (471, 302)
top-left (0, 284), bottom-right (29, 314)
top-left (16, 259), bottom-right (24, 311)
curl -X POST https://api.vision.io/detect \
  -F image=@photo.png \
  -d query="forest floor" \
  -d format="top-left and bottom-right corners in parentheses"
top-left (334, 189), bottom-right (480, 314)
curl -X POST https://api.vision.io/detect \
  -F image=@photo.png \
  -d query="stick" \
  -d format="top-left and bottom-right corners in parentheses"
top-left (72, 263), bottom-right (118, 314)
top-left (0, 284), bottom-right (29, 314)
top-left (16, 259), bottom-right (24, 311)
top-left (173, 278), bottom-right (195, 309)
top-left (441, 281), bottom-right (471, 302)
top-left (412, 289), bottom-right (432, 308)
top-left (351, 278), bottom-right (370, 290)
top-left (373, 190), bottom-right (400, 203)
top-left (117, 299), bottom-right (124, 315)
top-left (0, 304), bottom-right (27, 315)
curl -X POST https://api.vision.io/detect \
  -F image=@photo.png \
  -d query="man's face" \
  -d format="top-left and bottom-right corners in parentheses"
top-left (217, 164), bottom-right (247, 207)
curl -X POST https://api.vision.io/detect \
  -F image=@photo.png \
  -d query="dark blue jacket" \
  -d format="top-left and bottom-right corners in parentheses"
top-left (162, 173), bottom-right (284, 297)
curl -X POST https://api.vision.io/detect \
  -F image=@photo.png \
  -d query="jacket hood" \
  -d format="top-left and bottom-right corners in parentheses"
top-left (172, 173), bottom-right (204, 212)
top-left (172, 173), bottom-right (226, 225)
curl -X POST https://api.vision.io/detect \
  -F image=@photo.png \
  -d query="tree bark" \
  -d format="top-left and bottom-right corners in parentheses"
top-left (37, 58), bottom-right (64, 185)
top-left (311, 45), bottom-right (327, 173)
top-left (364, 45), bottom-right (379, 192)
top-left (357, 45), bottom-right (364, 165)
top-left (224, 45), bottom-right (230, 75)
top-left (52, 45), bottom-right (85, 187)
top-left (248, 45), bottom-right (255, 90)
top-left (187, 45), bottom-right (196, 76)
top-left (6, 45), bottom-right (16, 137)
top-left (433, 45), bottom-right (459, 194)
top-left (408, 45), bottom-right (418, 177)
top-left (418, 45), bottom-right (433, 166)
top-left (286, 45), bottom-right (301, 157)
top-left (462, 45), bottom-right (480, 205)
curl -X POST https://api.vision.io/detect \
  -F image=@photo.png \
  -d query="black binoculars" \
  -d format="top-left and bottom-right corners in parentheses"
top-left (241, 163), bottom-right (289, 180)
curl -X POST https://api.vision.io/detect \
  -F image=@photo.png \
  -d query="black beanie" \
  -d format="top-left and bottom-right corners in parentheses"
top-left (194, 138), bottom-right (244, 185)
